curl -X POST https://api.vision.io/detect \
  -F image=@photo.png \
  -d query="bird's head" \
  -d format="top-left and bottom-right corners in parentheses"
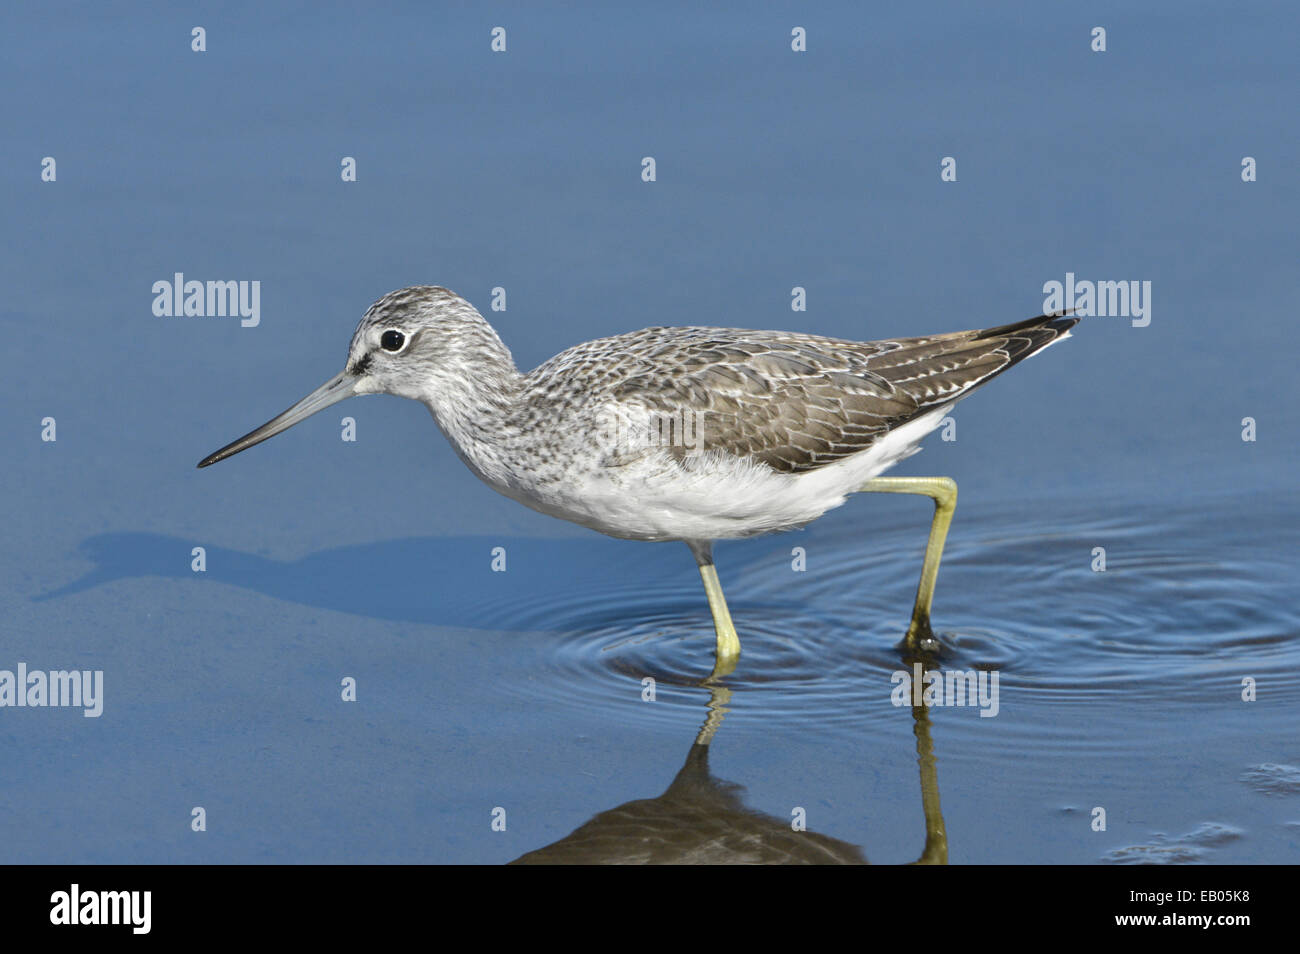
top-left (198, 285), bottom-right (498, 468)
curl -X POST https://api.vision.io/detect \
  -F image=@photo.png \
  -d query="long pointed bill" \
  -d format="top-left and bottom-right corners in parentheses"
top-left (197, 370), bottom-right (358, 468)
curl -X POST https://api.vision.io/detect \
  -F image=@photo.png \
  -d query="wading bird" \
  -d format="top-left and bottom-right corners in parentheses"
top-left (199, 286), bottom-right (1077, 672)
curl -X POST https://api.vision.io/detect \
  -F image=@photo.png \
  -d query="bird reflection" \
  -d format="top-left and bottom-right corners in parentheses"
top-left (511, 655), bottom-right (948, 865)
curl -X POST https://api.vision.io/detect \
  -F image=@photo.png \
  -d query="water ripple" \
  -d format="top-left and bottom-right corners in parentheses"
top-left (481, 492), bottom-right (1300, 731)
top-left (1104, 822), bottom-right (1245, 864)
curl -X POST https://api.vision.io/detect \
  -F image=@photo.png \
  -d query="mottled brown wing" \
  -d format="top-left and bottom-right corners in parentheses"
top-left (602, 313), bottom-right (1078, 473)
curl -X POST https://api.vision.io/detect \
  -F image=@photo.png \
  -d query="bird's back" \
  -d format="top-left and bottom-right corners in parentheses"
top-left (518, 313), bottom-right (1077, 476)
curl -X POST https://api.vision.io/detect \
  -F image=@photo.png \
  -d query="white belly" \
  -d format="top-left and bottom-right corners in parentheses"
top-left (504, 405), bottom-right (952, 542)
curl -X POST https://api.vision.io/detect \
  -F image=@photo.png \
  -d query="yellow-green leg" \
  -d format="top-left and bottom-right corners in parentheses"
top-left (687, 541), bottom-right (741, 675)
top-left (858, 477), bottom-right (958, 651)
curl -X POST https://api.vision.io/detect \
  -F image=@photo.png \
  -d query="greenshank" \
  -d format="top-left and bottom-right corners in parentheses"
top-left (199, 286), bottom-right (1077, 670)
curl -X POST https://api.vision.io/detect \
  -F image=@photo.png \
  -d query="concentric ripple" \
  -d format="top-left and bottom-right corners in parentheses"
top-left (480, 491), bottom-right (1300, 733)
top-left (484, 576), bottom-right (909, 729)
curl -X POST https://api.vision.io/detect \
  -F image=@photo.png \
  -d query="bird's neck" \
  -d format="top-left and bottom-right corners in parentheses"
top-left (417, 319), bottom-right (525, 488)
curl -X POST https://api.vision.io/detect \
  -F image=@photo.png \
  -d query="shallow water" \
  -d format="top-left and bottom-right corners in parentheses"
top-left (7, 487), bottom-right (1294, 864)
top-left (485, 489), bottom-right (1300, 863)
top-left (2, 2), bottom-right (1297, 865)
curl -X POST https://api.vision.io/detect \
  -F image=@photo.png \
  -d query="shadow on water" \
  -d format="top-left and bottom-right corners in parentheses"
top-left (35, 492), bottom-right (1300, 862)
top-left (35, 532), bottom-right (738, 629)
top-left (41, 492), bottom-right (1300, 715)
top-left (512, 653), bottom-right (949, 865)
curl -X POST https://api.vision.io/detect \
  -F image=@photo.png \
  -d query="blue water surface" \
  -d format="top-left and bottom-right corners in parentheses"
top-left (1, 1), bottom-right (1297, 863)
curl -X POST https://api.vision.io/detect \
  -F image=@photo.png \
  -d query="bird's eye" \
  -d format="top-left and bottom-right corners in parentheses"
top-left (380, 330), bottom-right (406, 353)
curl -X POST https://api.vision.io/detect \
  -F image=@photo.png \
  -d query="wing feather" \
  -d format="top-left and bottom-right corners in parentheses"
top-left (525, 314), bottom-right (1077, 474)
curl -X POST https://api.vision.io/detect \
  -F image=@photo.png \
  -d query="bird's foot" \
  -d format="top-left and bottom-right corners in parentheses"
top-left (705, 646), bottom-right (739, 683)
top-left (898, 615), bottom-right (943, 658)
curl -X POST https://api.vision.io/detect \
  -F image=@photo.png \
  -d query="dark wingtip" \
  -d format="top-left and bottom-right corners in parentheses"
top-left (974, 309), bottom-right (1080, 340)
